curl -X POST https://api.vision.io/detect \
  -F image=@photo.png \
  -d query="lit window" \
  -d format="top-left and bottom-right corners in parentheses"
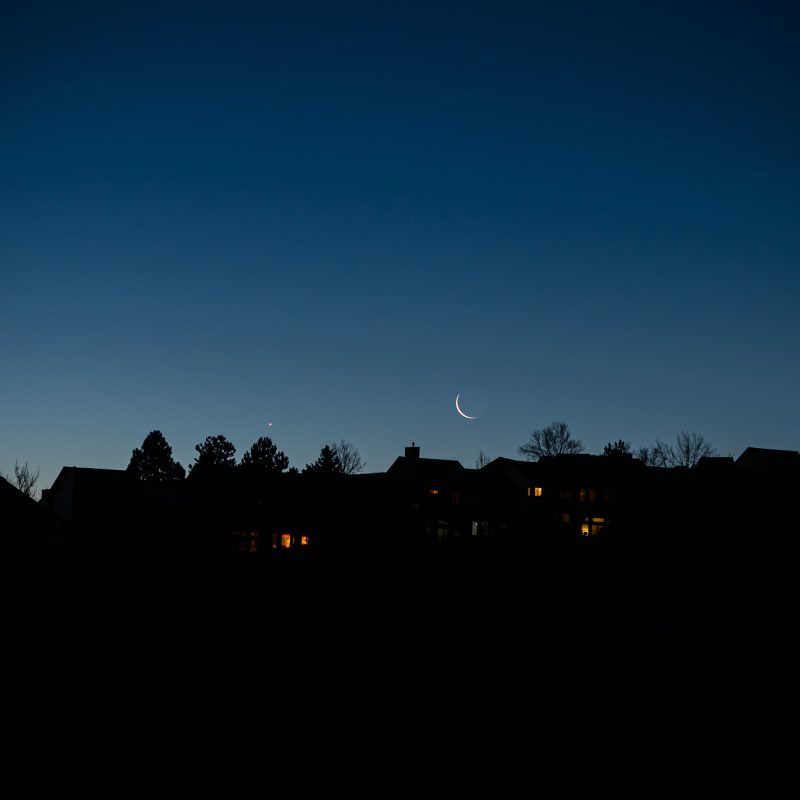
top-left (300, 535), bottom-right (310, 546)
top-left (281, 533), bottom-right (292, 549)
top-left (527, 487), bottom-right (531, 497)
top-left (534, 487), bottom-right (542, 497)
top-left (471, 521), bottom-right (478, 536)
top-left (581, 517), bottom-right (605, 536)
top-left (428, 489), bottom-right (440, 496)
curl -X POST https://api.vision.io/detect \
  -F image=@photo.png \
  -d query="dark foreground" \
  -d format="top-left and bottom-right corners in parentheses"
top-left (3, 530), bottom-right (799, 763)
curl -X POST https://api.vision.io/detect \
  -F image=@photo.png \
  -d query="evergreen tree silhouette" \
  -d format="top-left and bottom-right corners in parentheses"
top-left (240, 436), bottom-right (289, 473)
top-left (603, 440), bottom-right (631, 457)
top-left (303, 445), bottom-right (344, 474)
top-left (189, 435), bottom-right (236, 478)
top-left (127, 431), bottom-right (185, 481)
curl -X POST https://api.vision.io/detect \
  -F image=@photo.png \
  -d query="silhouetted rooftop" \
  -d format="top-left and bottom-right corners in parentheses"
top-left (695, 456), bottom-right (735, 469)
top-left (385, 455), bottom-right (465, 479)
top-left (735, 447), bottom-right (800, 473)
top-left (0, 475), bottom-right (40, 513)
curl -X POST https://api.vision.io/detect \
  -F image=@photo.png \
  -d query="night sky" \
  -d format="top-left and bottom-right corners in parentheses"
top-left (2, 1), bottom-right (799, 491)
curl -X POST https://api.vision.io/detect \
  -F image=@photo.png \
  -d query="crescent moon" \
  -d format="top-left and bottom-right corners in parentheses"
top-left (455, 393), bottom-right (478, 420)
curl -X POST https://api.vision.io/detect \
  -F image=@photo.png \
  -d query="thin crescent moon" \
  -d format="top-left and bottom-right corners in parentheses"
top-left (455, 393), bottom-right (478, 420)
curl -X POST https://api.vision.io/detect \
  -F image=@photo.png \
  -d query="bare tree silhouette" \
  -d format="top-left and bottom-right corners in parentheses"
top-left (638, 432), bottom-right (716, 467)
top-left (635, 446), bottom-right (660, 466)
top-left (475, 450), bottom-right (492, 469)
top-left (6, 461), bottom-right (40, 499)
top-left (519, 421), bottom-right (584, 461)
top-left (332, 440), bottom-right (364, 475)
top-left (654, 432), bottom-right (716, 467)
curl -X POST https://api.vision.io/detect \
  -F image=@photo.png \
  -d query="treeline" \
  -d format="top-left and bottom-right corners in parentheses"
top-left (518, 421), bottom-right (717, 468)
top-left (4, 419), bottom-right (723, 497)
top-left (125, 419), bottom-right (719, 488)
top-left (126, 431), bottom-right (364, 482)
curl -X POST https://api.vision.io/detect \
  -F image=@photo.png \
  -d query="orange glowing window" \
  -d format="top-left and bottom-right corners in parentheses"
top-left (281, 533), bottom-right (292, 549)
top-left (581, 523), bottom-right (590, 536)
top-left (300, 535), bottom-right (310, 546)
top-left (428, 489), bottom-right (440, 495)
top-left (534, 487), bottom-right (542, 497)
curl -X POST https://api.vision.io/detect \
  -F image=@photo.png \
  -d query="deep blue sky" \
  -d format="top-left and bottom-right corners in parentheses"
top-left (2, 1), bottom-right (799, 490)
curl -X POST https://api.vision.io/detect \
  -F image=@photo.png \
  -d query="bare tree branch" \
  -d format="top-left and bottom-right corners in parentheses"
top-left (519, 421), bottom-right (584, 461)
top-left (475, 450), bottom-right (492, 469)
top-left (332, 440), bottom-right (365, 475)
top-left (640, 433), bottom-right (716, 468)
top-left (673, 431), bottom-right (716, 467)
top-left (11, 461), bottom-right (40, 499)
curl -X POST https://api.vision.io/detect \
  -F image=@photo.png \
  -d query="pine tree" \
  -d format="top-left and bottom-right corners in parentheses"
top-left (127, 431), bottom-right (185, 481)
top-left (189, 434), bottom-right (236, 477)
top-left (603, 440), bottom-right (631, 457)
top-left (303, 445), bottom-right (344, 475)
top-left (240, 436), bottom-right (289, 473)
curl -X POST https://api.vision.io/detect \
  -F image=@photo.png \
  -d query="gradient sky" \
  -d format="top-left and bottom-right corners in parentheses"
top-left (2, 1), bottom-right (799, 491)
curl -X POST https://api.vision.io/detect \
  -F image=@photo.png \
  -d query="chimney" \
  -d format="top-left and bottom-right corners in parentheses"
top-left (405, 442), bottom-right (420, 460)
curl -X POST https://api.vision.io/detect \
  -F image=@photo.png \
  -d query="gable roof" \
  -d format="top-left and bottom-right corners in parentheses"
top-left (735, 447), bottom-right (800, 474)
top-left (385, 455), bottom-right (466, 481)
